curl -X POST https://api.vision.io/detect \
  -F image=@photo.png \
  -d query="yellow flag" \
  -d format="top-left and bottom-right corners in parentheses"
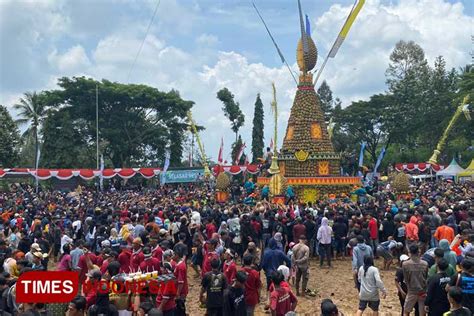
top-left (328, 0), bottom-right (365, 58)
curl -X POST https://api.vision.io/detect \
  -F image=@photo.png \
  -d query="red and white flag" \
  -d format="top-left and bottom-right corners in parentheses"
top-left (235, 143), bottom-right (246, 165)
top-left (218, 137), bottom-right (224, 165)
top-left (269, 138), bottom-right (274, 150)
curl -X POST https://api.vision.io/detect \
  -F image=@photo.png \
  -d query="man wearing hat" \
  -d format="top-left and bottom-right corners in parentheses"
top-left (31, 250), bottom-right (47, 271)
top-left (223, 249), bottom-right (237, 284)
top-left (131, 237), bottom-right (145, 272)
top-left (139, 247), bottom-right (160, 273)
top-left (25, 243), bottom-right (42, 264)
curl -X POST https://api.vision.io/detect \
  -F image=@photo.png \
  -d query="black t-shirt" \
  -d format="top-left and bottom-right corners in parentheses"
top-left (425, 272), bottom-right (451, 316)
top-left (449, 272), bottom-right (474, 312)
top-left (445, 307), bottom-right (472, 316)
top-left (223, 286), bottom-right (246, 316)
top-left (304, 220), bottom-right (317, 239)
top-left (395, 268), bottom-right (408, 299)
top-left (202, 271), bottom-right (227, 308)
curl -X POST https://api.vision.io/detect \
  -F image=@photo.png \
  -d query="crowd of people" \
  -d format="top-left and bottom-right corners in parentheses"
top-left (0, 178), bottom-right (472, 316)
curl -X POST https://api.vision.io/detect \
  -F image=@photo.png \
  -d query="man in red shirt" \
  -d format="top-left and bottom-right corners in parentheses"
top-left (118, 241), bottom-right (132, 273)
top-left (139, 247), bottom-right (160, 273)
top-left (77, 245), bottom-right (97, 285)
top-left (292, 218), bottom-right (306, 243)
top-left (241, 254), bottom-right (262, 316)
top-left (269, 271), bottom-right (297, 316)
top-left (223, 249), bottom-right (237, 283)
top-left (130, 237), bottom-right (144, 272)
top-left (156, 262), bottom-right (177, 315)
top-left (173, 249), bottom-right (188, 316)
top-left (150, 236), bottom-right (163, 266)
top-left (205, 219), bottom-right (217, 241)
top-left (201, 239), bottom-right (219, 277)
top-left (367, 214), bottom-right (379, 255)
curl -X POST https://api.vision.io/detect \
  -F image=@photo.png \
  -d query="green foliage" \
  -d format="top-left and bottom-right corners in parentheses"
top-left (39, 77), bottom-right (194, 167)
top-left (231, 135), bottom-right (244, 165)
top-left (251, 94), bottom-right (264, 163)
top-left (0, 105), bottom-right (20, 167)
top-left (317, 80), bottom-right (333, 124)
top-left (14, 91), bottom-right (48, 168)
top-left (216, 88), bottom-right (245, 141)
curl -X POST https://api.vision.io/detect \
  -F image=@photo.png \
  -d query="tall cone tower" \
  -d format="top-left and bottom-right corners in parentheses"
top-left (257, 1), bottom-right (360, 202)
top-left (278, 19), bottom-right (341, 178)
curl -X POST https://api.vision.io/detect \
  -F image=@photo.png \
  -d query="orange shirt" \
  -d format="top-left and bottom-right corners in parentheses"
top-left (434, 225), bottom-right (455, 243)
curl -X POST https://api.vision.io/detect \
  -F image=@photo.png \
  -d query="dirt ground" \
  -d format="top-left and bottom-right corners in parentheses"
top-left (186, 258), bottom-right (403, 316)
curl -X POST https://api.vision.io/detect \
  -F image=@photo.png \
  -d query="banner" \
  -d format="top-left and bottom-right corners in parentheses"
top-left (373, 147), bottom-right (386, 174)
top-left (358, 141), bottom-right (366, 167)
top-left (328, 0), bottom-right (365, 58)
top-left (161, 150), bottom-right (171, 186)
top-left (160, 169), bottom-right (205, 184)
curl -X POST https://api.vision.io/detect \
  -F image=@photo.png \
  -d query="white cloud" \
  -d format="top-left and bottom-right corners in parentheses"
top-left (48, 45), bottom-right (91, 72)
top-left (314, 0), bottom-right (472, 104)
top-left (196, 33), bottom-right (219, 46)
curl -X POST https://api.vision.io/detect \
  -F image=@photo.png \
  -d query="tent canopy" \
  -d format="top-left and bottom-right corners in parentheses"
top-left (457, 159), bottom-right (474, 177)
top-left (436, 158), bottom-right (465, 177)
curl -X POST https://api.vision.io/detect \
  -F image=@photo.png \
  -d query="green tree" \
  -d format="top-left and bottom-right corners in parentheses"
top-left (385, 40), bottom-right (431, 147)
top-left (216, 88), bottom-right (245, 142)
top-left (317, 80), bottom-right (334, 124)
top-left (40, 77), bottom-right (194, 167)
top-left (14, 92), bottom-right (47, 167)
top-left (0, 105), bottom-right (20, 167)
top-left (336, 94), bottom-right (391, 165)
top-left (41, 110), bottom-right (95, 168)
top-left (251, 94), bottom-right (264, 163)
top-left (231, 135), bottom-right (245, 165)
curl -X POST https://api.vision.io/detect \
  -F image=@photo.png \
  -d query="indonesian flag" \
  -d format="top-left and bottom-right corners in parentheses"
top-left (218, 137), bottom-right (224, 165)
top-left (269, 138), bottom-right (274, 150)
top-left (235, 143), bottom-right (246, 165)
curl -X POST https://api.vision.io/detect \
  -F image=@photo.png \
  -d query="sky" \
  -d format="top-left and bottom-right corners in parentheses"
top-left (0, 0), bottom-right (472, 164)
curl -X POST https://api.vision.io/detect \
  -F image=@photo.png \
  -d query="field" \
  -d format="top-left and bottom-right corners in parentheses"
top-left (186, 258), bottom-right (403, 316)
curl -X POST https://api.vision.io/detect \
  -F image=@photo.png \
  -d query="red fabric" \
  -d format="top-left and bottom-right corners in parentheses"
top-left (405, 216), bottom-right (419, 241)
top-left (152, 246), bottom-right (163, 265)
top-left (100, 260), bottom-right (109, 275)
top-left (78, 253), bottom-right (97, 284)
top-left (131, 250), bottom-right (145, 272)
top-left (250, 220), bottom-right (261, 235)
top-left (270, 286), bottom-right (297, 316)
top-left (434, 225), bottom-right (455, 243)
top-left (223, 260), bottom-right (237, 283)
top-left (139, 257), bottom-right (160, 273)
top-left (118, 250), bottom-right (131, 273)
top-left (292, 224), bottom-right (306, 243)
top-left (155, 280), bottom-right (177, 311)
top-left (174, 260), bottom-right (188, 298)
top-left (241, 267), bottom-right (261, 306)
top-left (368, 218), bottom-right (378, 240)
top-left (206, 223), bottom-right (217, 240)
top-left (201, 250), bottom-right (219, 277)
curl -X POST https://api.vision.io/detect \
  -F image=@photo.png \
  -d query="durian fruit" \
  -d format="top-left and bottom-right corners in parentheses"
top-left (269, 174), bottom-right (287, 196)
top-left (215, 172), bottom-right (230, 191)
top-left (392, 173), bottom-right (410, 193)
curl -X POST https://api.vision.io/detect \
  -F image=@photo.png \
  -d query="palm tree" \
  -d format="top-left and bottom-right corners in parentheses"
top-left (14, 92), bottom-right (47, 168)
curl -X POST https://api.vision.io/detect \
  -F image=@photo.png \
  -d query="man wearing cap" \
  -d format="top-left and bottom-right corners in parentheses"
top-left (223, 270), bottom-right (248, 316)
top-left (139, 246), bottom-right (160, 273)
top-left (131, 237), bottom-right (145, 272)
top-left (31, 250), bottom-right (47, 271)
top-left (25, 243), bottom-right (42, 264)
top-left (292, 235), bottom-right (310, 296)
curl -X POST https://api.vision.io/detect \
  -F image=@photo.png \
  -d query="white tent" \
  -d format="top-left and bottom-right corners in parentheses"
top-left (436, 158), bottom-right (465, 178)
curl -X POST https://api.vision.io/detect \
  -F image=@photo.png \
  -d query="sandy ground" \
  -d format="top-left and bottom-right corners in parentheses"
top-left (186, 258), bottom-right (403, 316)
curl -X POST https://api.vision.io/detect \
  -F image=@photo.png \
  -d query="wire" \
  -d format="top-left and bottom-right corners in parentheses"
top-left (126, 0), bottom-right (162, 82)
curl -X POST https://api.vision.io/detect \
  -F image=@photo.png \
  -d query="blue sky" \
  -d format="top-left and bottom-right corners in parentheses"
top-left (0, 0), bottom-right (472, 164)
